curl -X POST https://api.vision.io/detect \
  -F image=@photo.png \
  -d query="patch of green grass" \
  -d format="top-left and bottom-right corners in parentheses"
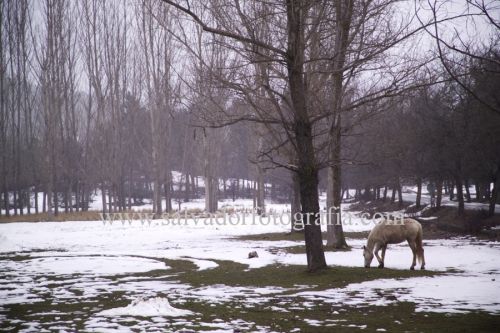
top-left (1, 256), bottom-right (497, 333)
top-left (178, 299), bottom-right (500, 333)
top-left (172, 260), bottom-right (439, 290)
top-left (270, 245), bottom-right (353, 255)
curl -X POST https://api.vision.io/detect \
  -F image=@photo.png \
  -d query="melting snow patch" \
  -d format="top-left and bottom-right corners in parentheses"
top-left (97, 297), bottom-right (194, 317)
top-left (14, 256), bottom-right (168, 276)
top-left (183, 258), bottom-right (219, 270)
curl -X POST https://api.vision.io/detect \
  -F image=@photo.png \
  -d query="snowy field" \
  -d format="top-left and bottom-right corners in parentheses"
top-left (1, 198), bottom-right (499, 332)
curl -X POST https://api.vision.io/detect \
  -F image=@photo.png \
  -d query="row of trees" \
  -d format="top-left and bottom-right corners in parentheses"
top-left (0, 0), bottom-right (285, 217)
top-left (1, 0), bottom-right (499, 271)
top-left (343, 74), bottom-right (500, 217)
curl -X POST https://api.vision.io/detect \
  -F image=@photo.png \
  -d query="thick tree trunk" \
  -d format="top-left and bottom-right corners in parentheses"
top-left (298, 165), bottom-right (326, 272)
top-left (383, 186), bottom-right (388, 202)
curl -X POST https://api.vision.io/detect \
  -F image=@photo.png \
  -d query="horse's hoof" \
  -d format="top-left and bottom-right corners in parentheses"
top-left (410, 266), bottom-right (415, 270)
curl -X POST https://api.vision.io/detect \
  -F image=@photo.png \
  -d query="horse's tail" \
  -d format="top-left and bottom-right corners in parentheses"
top-left (416, 224), bottom-right (425, 266)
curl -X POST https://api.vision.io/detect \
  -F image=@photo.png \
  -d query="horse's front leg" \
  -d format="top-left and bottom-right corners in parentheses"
top-left (373, 243), bottom-right (384, 268)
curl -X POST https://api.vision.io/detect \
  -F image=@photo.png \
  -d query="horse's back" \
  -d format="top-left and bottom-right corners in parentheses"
top-left (371, 218), bottom-right (421, 244)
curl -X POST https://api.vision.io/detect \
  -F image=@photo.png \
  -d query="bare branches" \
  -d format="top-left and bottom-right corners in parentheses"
top-left (159, 0), bottom-right (287, 57)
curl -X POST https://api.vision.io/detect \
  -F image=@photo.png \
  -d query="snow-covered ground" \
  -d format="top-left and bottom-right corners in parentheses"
top-left (1, 199), bottom-right (499, 331)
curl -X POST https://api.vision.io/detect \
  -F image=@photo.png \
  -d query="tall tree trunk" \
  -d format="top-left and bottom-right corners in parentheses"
top-left (416, 177), bottom-right (422, 209)
top-left (184, 173), bottom-right (190, 202)
top-left (205, 176), bottom-right (218, 213)
top-left (13, 191), bottom-right (18, 216)
top-left (475, 182), bottom-right (482, 202)
top-left (326, 128), bottom-right (348, 249)
top-left (298, 165), bottom-right (326, 271)
top-left (383, 186), bottom-right (388, 202)
top-left (107, 186), bottom-right (113, 214)
top-left (485, 183), bottom-right (491, 200)
top-left (455, 176), bottom-right (465, 216)
top-left (285, 0), bottom-right (326, 271)
top-left (164, 176), bottom-right (172, 213)
top-left (101, 184), bottom-right (107, 215)
top-left (489, 166), bottom-right (500, 217)
top-left (291, 172), bottom-right (302, 232)
top-left (464, 179), bottom-right (471, 203)
top-left (54, 188), bottom-right (59, 216)
top-left (42, 190), bottom-right (46, 213)
top-left (397, 178), bottom-right (403, 207)
top-left (34, 186), bottom-right (38, 214)
top-left (256, 165), bottom-right (265, 215)
top-left (436, 179), bottom-right (443, 208)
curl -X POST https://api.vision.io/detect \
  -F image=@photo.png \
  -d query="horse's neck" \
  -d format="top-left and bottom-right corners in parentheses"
top-left (366, 237), bottom-right (377, 252)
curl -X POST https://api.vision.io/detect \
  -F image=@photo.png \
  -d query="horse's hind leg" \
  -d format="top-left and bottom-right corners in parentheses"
top-left (380, 245), bottom-right (387, 268)
top-left (407, 240), bottom-right (417, 270)
top-left (420, 248), bottom-right (426, 270)
top-left (374, 243), bottom-right (384, 268)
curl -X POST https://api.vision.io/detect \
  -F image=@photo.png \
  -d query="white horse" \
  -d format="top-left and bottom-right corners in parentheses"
top-left (363, 218), bottom-right (425, 270)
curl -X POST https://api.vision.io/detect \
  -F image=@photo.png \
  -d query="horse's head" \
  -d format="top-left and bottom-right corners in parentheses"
top-left (363, 245), bottom-right (374, 268)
